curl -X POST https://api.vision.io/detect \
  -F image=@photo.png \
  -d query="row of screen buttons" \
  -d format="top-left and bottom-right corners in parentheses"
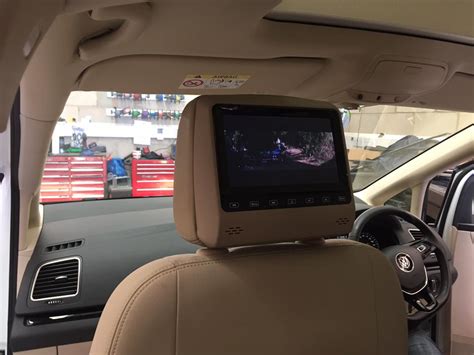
top-left (228, 195), bottom-right (348, 210)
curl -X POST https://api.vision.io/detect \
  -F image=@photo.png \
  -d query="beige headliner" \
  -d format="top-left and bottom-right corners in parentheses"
top-left (271, 0), bottom-right (474, 40)
top-left (1, 0), bottom-right (474, 132)
top-left (0, 0), bottom-right (473, 253)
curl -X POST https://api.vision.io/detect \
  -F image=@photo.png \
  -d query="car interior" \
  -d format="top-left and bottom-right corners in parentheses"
top-left (0, 1), bottom-right (473, 355)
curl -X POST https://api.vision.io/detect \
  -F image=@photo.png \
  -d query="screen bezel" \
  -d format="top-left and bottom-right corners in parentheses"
top-left (213, 104), bottom-right (351, 198)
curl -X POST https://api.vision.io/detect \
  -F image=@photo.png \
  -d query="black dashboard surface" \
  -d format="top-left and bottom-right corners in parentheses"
top-left (12, 197), bottom-right (199, 351)
top-left (12, 195), bottom-right (412, 351)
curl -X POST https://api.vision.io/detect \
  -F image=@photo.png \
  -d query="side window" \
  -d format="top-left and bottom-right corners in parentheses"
top-left (453, 174), bottom-right (474, 228)
top-left (385, 188), bottom-right (412, 211)
top-left (422, 170), bottom-right (454, 224)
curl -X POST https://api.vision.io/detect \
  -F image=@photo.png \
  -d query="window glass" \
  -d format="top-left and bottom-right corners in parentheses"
top-left (40, 92), bottom-right (474, 204)
top-left (423, 170), bottom-right (454, 224)
top-left (346, 106), bottom-right (473, 191)
top-left (385, 188), bottom-right (412, 211)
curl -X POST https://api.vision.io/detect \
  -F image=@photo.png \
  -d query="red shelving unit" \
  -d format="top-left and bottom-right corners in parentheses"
top-left (131, 159), bottom-right (175, 197)
top-left (40, 156), bottom-right (107, 203)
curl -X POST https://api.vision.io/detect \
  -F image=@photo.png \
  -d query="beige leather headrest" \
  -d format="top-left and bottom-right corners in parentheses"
top-left (173, 95), bottom-right (355, 248)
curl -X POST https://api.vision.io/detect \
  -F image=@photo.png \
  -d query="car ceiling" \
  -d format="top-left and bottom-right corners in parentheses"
top-left (271, 0), bottom-right (474, 41)
top-left (1, 0), bottom-right (474, 134)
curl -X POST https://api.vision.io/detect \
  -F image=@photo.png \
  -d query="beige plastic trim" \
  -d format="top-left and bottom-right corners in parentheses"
top-left (17, 115), bottom-right (56, 251)
top-left (409, 181), bottom-right (429, 216)
top-left (0, 0), bottom-right (63, 133)
top-left (14, 341), bottom-right (91, 355)
top-left (3, 0), bottom-right (474, 135)
top-left (353, 59), bottom-right (448, 96)
top-left (356, 125), bottom-right (474, 207)
top-left (78, 3), bottom-right (152, 61)
top-left (17, 202), bottom-right (43, 290)
top-left (14, 347), bottom-right (56, 355)
top-left (450, 227), bottom-right (474, 350)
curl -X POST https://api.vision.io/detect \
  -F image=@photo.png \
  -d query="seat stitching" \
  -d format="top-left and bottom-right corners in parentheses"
top-left (110, 243), bottom-right (367, 353)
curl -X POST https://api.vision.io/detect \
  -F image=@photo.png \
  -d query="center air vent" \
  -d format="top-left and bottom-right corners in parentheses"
top-left (31, 257), bottom-right (80, 302)
top-left (408, 229), bottom-right (424, 240)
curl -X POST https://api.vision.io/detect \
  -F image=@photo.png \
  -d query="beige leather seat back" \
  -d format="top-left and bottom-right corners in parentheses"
top-left (91, 95), bottom-right (407, 355)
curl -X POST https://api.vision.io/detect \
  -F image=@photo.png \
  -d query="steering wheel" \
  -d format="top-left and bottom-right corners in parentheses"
top-left (349, 206), bottom-right (455, 322)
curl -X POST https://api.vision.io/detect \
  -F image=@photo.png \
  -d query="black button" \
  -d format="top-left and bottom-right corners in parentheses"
top-left (269, 200), bottom-right (279, 207)
top-left (304, 197), bottom-right (314, 204)
top-left (287, 198), bottom-right (297, 206)
top-left (321, 196), bottom-right (331, 204)
top-left (249, 201), bottom-right (260, 208)
top-left (229, 202), bottom-right (240, 209)
top-left (336, 195), bottom-right (347, 203)
top-left (416, 244), bottom-right (427, 253)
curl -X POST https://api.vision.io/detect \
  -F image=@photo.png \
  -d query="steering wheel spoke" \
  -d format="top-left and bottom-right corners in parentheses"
top-left (406, 286), bottom-right (438, 312)
top-left (406, 239), bottom-right (437, 260)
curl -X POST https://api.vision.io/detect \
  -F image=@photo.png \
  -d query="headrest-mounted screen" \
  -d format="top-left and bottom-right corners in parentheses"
top-left (214, 105), bottom-right (351, 212)
top-left (174, 95), bottom-right (355, 248)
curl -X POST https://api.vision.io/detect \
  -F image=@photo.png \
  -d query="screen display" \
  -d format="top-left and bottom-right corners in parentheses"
top-left (221, 114), bottom-right (338, 188)
top-left (213, 104), bottom-right (350, 211)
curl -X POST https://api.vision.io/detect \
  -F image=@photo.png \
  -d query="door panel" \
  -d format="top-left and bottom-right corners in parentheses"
top-left (436, 167), bottom-right (474, 355)
top-left (450, 227), bottom-right (474, 353)
top-left (426, 164), bottom-right (473, 355)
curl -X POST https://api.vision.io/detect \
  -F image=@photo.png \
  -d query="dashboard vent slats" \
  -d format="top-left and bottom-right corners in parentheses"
top-left (31, 257), bottom-right (80, 301)
top-left (45, 240), bottom-right (83, 253)
top-left (408, 229), bottom-right (424, 240)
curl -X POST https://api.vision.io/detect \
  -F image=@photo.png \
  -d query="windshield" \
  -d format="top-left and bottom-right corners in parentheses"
top-left (346, 106), bottom-right (472, 191)
top-left (39, 92), bottom-right (473, 203)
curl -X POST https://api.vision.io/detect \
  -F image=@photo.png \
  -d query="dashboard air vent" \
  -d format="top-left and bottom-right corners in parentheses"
top-left (408, 229), bottom-right (424, 240)
top-left (31, 257), bottom-right (80, 301)
top-left (45, 240), bottom-right (83, 253)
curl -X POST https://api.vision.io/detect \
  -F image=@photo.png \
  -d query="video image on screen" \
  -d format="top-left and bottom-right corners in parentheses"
top-left (224, 127), bottom-right (338, 187)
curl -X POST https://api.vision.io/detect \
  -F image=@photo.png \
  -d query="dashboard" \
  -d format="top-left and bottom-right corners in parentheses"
top-left (337, 207), bottom-right (417, 250)
top-left (11, 196), bottom-right (424, 351)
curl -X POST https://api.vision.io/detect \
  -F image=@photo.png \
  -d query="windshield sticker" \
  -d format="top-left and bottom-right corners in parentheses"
top-left (179, 74), bottom-right (250, 89)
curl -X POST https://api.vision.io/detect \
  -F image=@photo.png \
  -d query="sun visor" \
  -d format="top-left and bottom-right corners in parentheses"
top-left (77, 56), bottom-right (325, 94)
top-left (173, 95), bottom-right (355, 248)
